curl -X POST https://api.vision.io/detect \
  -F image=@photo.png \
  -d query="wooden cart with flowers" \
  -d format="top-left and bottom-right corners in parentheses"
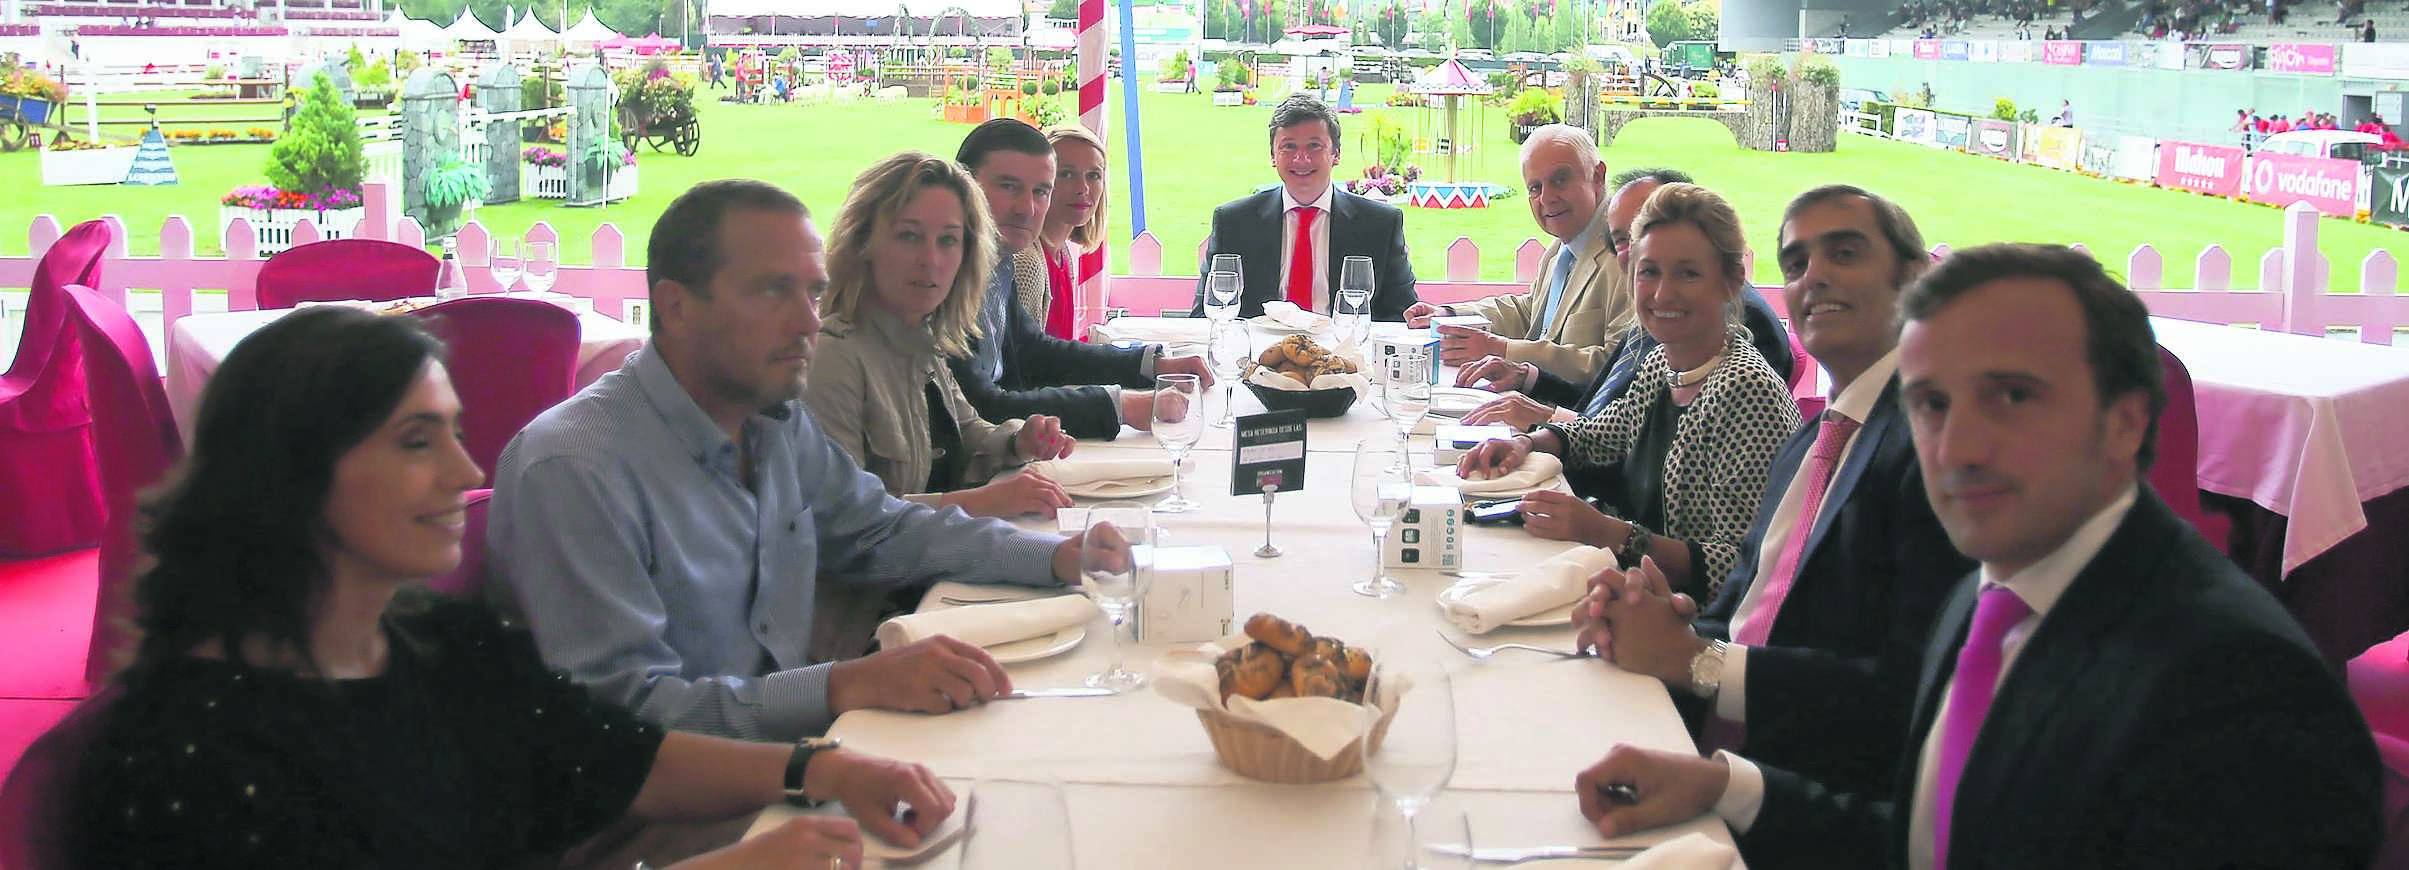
top-left (0, 66), bottom-right (69, 152)
top-left (614, 63), bottom-right (700, 157)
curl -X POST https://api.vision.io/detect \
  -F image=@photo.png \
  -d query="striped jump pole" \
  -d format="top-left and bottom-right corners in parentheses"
top-left (1075, 0), bottom-right (1109, 337)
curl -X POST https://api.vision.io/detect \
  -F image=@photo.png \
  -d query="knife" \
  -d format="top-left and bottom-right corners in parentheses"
top-left (1429, 843), bottom-right (1648, 863)
top-left (1001, 687), bottom-right (1120, 699)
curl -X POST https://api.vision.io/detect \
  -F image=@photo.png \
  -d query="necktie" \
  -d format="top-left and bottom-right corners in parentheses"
top-left (1285, 206), bottom-right (1321, 311)
top-left (1532, 246), bottom-right (1578, 341)
top-left (1931, 586), bottom-right (2035, 870)
top-left (1733, 412), bottom-right (1862, 646)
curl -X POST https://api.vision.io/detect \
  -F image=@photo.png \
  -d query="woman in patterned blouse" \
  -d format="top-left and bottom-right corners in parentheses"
top-left (1458, 183), bottom-right (1798, 599)
top-left (65, 307), bottom-right (950, 868)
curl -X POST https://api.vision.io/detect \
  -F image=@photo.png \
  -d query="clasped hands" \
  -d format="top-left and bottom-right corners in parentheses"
top-left (1567, 556), bottom-right (1731, 842)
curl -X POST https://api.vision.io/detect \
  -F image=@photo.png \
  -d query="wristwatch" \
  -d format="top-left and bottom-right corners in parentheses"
top-left (784, 736), bottom-right (841, 807)
top-left (1616, 521), bottom-right (1653, 567)
top-left (1689, 639), bottom-right (1730, 697)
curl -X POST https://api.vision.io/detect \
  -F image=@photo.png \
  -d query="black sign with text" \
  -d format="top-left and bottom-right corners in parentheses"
top-left (1230, 409), bottom-right (1308, 495)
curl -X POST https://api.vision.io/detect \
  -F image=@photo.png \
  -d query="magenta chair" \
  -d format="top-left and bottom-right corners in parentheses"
top-left (254, 238), bottom-right (441, 310)
top-left (2152, 346), bottom-right (2232, 555)
top-left (2348, 632), bottom-right (2409, 869)
top-left (426, 489), bottom-right (493, 599)
top-left (408, 297), bottom-right (581, 475)
top-left (0, 685), bottom-right (120, 870)
top-left (0, 220), bottom-right (115, 557)
top-left (61, 285), bottom-right (183, 685)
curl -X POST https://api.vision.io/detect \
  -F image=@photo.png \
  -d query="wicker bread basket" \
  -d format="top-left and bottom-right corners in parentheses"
top-left (1195, 699), bottom-right (1399, 784)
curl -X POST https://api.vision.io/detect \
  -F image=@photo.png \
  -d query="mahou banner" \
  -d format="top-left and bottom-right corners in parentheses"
top-left (2243, 151), bottom-right (2361, 216)
top-left (2155, 141), bottom-right (2245, 197)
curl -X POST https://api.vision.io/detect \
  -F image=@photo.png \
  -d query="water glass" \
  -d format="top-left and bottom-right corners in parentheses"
top-left (1336, 255), bottom-right (1376, 344)
top-left (1152, 373), bottom-right (1204, 513)
top-left (1350, 438), bottom-right (1412, 598)
top-left (1206, 319), bottom-right (1252, 428)
top-left (522, 240), bottom-right (558, 293)
top-left (1081, 503), bottom-right (1154, 691)
top-left (1362, 626), bottom-right (1459, 860)
top-left (1369, 799), bottom-right (1473, 870)
top-left (489, 237), bottom-right (522, 293)
top-left (961, 777), bottom-right (1076, 870)
top-left (1384, 345), bottom-right (1433, 443)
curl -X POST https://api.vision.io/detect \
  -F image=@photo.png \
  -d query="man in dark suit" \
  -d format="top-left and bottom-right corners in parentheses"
top-left (1568, 187), bottom-right (1973, 796)
top-left (1189, 94), bottom-right (1418, 320)
top-left (1572, 243), bottom-right (2382, 869)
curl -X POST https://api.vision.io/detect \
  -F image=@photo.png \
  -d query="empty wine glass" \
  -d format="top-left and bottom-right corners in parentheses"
top-left (1081, 502), bottom-right (1153, 691)
top-left (1152, 373), bottom-right (1204, 513)
top-left (1361, 627), bottom-right (1460, 868)
top-left (489, 237), bottom-right (522, 294)
top-left (1351, 438), bottom-right (1411, 598)
top-left (961, 777), bottom-right (1076, 870)
top-left (1206, 319), bottom-right (1251, 428)
top-left (522, 239), bottom-right (558, 294)
top-left (1384, 345), bottom-right (1433, 444)
top-left (1336, 255), bottom-right (1376, 348)
top-left (1369, 798), bottom-right (1473, 870)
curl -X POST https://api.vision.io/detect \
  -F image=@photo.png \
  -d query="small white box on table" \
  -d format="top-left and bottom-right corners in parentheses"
top-left (1370, 330), bottom-right (1441, 383)
top-left (1382, 485), bottom-right (1463, 571)
top-left (1135, 545), bottom-right (1235, 644)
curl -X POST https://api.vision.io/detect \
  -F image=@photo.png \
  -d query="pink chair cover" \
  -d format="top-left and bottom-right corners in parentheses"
top-left (426, 489), bottom-right (492, 599)
top-left (56, 285), bottom-right (183, 685)
top-left (254, 238), bottom-right (441, 310)
top-left (0, 221), bottom-right (114, 557)
top-left (408, 297), bottom-right (581, 475)
top-left (2347, 632), bottom-right (2409, 868)
top-left (2153, 346), bottom-right (2231, 554)
top-left (0, 686), bottom-right (120, 870)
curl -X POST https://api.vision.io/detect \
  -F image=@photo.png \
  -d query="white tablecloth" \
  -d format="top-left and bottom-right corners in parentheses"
top-left (163, 305), bottom-right (646, 437)
top-left (1097, 316), bottom-right (1462, 453)
top-left (2153, 317), bottom-right (2409, 574)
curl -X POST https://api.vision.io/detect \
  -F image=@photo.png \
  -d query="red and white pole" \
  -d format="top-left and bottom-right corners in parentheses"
top-left (1074, 0), bottom-right (1108, 339)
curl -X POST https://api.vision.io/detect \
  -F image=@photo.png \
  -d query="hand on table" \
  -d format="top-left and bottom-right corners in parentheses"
top-left (1456, 435), bottom-right (1532, 479)
top-left (1154, 351), bottom-right (1217, 388)
top-left (803, 748), bottom-right (958, 848)
top-left (948, 471), bottom-right (1071, 518)
top-left (681, 816), bottom-right (862, 869)
top-left (1574, 745), bottom-right (1730, 839)
top-left (828, 635), bottom-right (1011, 714)
top-left (1437, 324), bottom-right (1506, 366)
top-left (1516, 490), bottom-right (1624, 547)
top-left (1580, 556), bottom-right (1707, 685)
top-left (1455, 355), bottom-right (1535, 393)
top-left (1460, 392), bottom-right (1561, 430)
top-left (1015, 415), bottom-right (1076, 461)
top-left (1403, 301), bottom-right (1445, 328)
top-left (1050, 526), bottom-right (1139, 585)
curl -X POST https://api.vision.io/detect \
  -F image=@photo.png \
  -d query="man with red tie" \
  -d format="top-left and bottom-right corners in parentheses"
top-left (1570, 186), bottom-right (1973, 796)
top-left (1189, 93), bottom-right (1419, 320)
top-left (1567, 243), bottom-right (2381, 869)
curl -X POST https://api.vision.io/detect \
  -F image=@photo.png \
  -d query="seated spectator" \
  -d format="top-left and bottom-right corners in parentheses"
top-left (69, 307), bottom-right (948, 866)
top-left (804, 152), bottom-right (1076, 517)
top-left (1030, 125), bottom-right (1111, 341)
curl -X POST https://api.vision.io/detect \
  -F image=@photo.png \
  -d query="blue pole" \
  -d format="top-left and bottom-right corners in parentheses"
top-left (1117, 0), bottom-right (1148, 238)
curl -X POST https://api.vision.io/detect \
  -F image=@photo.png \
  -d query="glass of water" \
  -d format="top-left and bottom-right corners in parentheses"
top-left (1361, 623), bottom-right (1461, 868)
top-left (1350, 438), bottom-right (1412, 598)
top-left (1153, 373), bottom-right (1204, 513)
top-left (1206, 319), bottom-right (1252, 428)
top-left (1335, 255), bottom-right (1376, 348)
top-left (1080, 503), bottom-right (1154, 692)
top-left (489, 237), bottom-right (522, 294)
top-left (522, 239), bottom-right (558, 294)
top-left (1204, 269), bottom-right (1242, 322)
top-left (1384, 345), bottom-right (1433, 443)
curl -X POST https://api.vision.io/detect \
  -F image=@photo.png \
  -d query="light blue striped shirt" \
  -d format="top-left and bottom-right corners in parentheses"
top-left (488, 346), bottom-right (1065, 741)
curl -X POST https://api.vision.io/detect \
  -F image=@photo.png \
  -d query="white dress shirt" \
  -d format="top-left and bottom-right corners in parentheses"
top-left (1278, 184), bottom-right (1336, 312)
top-left (1711, 486), bottom-right (2139, 854)
top-left (1712, 349), bottom-right (1902, 722)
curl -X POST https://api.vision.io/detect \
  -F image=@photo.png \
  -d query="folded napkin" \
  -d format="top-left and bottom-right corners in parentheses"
top-left (1260, 301), bottom-right (1333, 332)
top-left (875, 594), bottom-right (1099, 650)
top-left (1442, 545), bottom-right (1615, 634)
top-left (1620, 832), bottom-right (1739, 870)
top-left (1024, 458), bottom-right (1176, 487)
top-left (1095, 317), bottom-right (1210, 345)
top-left (1417, 451), bottom-right (1565, 495)
top-left (1154, 635), bottom-right (1404, 761)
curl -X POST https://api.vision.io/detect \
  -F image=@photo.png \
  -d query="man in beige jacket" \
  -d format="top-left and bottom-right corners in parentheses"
top-left (1406, 124), bottom-right (1633, 383)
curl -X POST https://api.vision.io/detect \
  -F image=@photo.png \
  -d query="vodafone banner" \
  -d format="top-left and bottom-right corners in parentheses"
top-left (2155, 142), bottom-right (2245, 196)
top-left (2243, 152), bottom-right (2361, 216)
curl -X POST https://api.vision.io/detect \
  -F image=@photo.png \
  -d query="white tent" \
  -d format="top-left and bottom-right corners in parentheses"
top-left (501, 10), bottom-right (561, 44)
top-left (562, 10), bottom-right (621, 45)
top-left (442, 9), bottom-right (501, 41)
top-left (397, 11), bottom-right (453, 51)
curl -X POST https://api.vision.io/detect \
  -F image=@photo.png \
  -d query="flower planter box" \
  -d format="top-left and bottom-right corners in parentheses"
top-left (41, 146), bottom-right (140, 186)
top-left (523, 163), bottom-right (636, 202)
top-left (1151, 79), bottom-right (1190, 93)
top-left (1212, 90), bottom-right (1244, 107)
top-left (219, 205), bottom-right (364, 255)
top-left (939, 104), bottom-right (991, 123)
top-left (606, 163), bottom-right (638, 202)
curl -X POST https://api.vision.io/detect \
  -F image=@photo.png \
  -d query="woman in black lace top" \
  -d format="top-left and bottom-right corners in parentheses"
top-left (67, 307), bottom-right (951, 868)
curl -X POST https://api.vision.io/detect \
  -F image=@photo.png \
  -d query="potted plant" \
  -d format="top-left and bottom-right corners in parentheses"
top-left (41, 133), bottom-right (140, 186)
top-left (1506, 87), bottom-right (1562, 143)
top-left (219, 73), bottom-right (364, 251)
top-left (1212, 61), bottom-right (1249, 106)
top-left (420, 150), bottom-right (491, 239)
top-left (522, 145), bottom-right (570, 198)
top-left (580, 137), bottom-right (638, 202)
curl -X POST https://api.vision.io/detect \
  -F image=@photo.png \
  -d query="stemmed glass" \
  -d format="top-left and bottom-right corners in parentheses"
top-left (1350, 438), bottom-right (1412, 598)
top-left (1206, 253), bottom-right (1243, 321)
top-left (1335, 255), bottom-right (1376, 350)
top-left (1384, 344), bottom-right (1434, 445)
top-left (961, 776), bottom-right (1076, 870)
top-left (522, 240), bottom-right (558, 294)
top-left (1152, 373), bottom-right (1204, 513)
top-left (1206, 319), bottom-right (1252, 428)
top-left (1080, 503), bottom-right (1153, 692)
top-left (1370, 799), bottom-right (1473, 870)
top-left (489, 237), bottom-right (523, 294)
top-left (1361, 625), bottom-right (1460, 869)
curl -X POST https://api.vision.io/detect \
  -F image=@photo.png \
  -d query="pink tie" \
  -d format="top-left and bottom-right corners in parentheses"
top-left (1931, 586), bottom-right (2034, 870)
top-left (1734, 413), bottom-right (1861, 647)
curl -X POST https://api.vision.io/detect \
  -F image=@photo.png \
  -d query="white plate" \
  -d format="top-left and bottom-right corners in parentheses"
top-left (1436, 575), bottom-right (1576, 627)
top-left (986, 623), bottom-right (1088, 664)
top-left (1428, 386), bottom-right (1493, 418)
top-left (1062, 476), bottom-right (1178, 499)
top-left (1251, 315), bottom-right (1331, 334)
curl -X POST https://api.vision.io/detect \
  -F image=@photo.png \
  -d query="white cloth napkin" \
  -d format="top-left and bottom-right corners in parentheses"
top-left (1418, 451), bottom-right (1565, 495)
top-left (1619, 832), bottom-right (1739, 870)
top-left (1024, 458), bottom-right (1176, 487)
top-left (875, 594), bottom-right (1099, 650)
top-left (1261, 301), bottom-right (1333, 332)
top-left (1153, 635), bottom-right (1400, 761)
top-left (743, 798), bottom-right (971, 860)
top-left (1442, 545), bottom-right (1616, 634)
top-left (1096, 317), bottom-right (1209, 344)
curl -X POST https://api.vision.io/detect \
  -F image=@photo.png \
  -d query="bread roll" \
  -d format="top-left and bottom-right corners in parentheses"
top-left (1290, 655), bottom-right (1346, 699)
top-left (1244, 613), bottom-right (1313, 657)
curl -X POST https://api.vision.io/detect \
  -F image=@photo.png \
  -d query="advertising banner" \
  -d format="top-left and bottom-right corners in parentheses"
top-left (1812, 38), bottom-right (1846, 54)
top-left (2243, 151), bottom-right (2361, 216)
top-left (2113, 135), bottom-right (2160, 181)
top-left (2079, 139), bottom-right (2117, 176)
top-left (1971, 40), bottom-right (2000, 63)
top-left (2001, 41), bottom-right (2034, 62)
top-left (1935, 112), bottom-right (1973, 149)
top-left (2042, 41), bottom-right (2083, 65)
top-left (2155, 40), bottom-right (2188, 69)
top-left (2155, 141), bottom-right (2245, 196)
top-left (1867, 38), bottom-right (1891, 58)
top-left (2370, 165), bottom-right (2409, 227)
top-left (2022, 125), bottom-right (2082, 169)
top-left (1942, 40), bottom-right (1970, 61)
top-left (2187, 42), bottom-right (2252, 70)
top-left (2342, 42), bottom-right (2409, 79)
top-left (1846, 38), bottom-right (1874, 57)
top-left (1971, 119), bottom-right (2018, 158)
top-left (2086, 41), bottom-right (2128, 66)
top-left (1894, 108), bottom-right (1939, 146)
top-left (1914, 40), bottom-right (1942, 60)
top-left (2267, 42), bottom-right (2338, 75)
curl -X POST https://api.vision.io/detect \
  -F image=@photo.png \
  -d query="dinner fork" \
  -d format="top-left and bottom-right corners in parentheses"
top-left (938, 592), bottom-right (1076, 607)
top-left (1436, 630), bottom-right (1586, 661)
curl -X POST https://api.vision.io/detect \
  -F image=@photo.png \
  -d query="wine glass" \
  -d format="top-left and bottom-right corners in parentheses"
top-left (961, 777), bottom-right (1076, 870)
top-left (1336, 255), bottom-right (1376, 348)
top-left (1369, 798), bottom-right (1473, 870)
top-left (1350, 438), bottom-right (1412, 598)
top-left (489, 237), bottom-right (522, 294)
top-left (1206, 319), bottom-right (1251, 428)
top-left (1384, 344), bottom-right (1433, 444)
top-left (1361, 627), bottom-right (1460, 868)
top-left (522, 239), bottom-right (558, 294)
top-left (1152, 373), bottom-right (1204, 514)
top-left (1080, 502), bottom-right (1153, 691)
top-left (1204, 271), bottom-right (1242, 322)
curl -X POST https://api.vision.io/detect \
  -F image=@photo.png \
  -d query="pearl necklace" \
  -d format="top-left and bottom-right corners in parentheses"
top-left (1670, 354), bottom-right (1724, 388)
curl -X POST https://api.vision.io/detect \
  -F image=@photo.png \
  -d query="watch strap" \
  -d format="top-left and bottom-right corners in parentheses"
top-left (784, 737), bottom-right (839, 807)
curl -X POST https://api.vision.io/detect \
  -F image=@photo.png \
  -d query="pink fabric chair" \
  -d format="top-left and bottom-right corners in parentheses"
top-left (2346, 632), bottom-right (2409, 869)
top-left (408, 297), bottom-right (581, 475)
top-left (253, 238), bottom-right (441, 310)
top-left (426, 489), bottom-right (492, 599)
top-left (2153, 346), bottom-right (2232, 555)
top-left (57, 285), bottom-right (183, 685)
top-left (0, 220), bottom-right (114, 557)
top-left (0, 685), bottom-right (120, 870)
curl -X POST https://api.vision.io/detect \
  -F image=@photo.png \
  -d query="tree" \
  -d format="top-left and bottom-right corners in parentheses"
top-left (1050, 0), bottom-right (1078, 20)
top-left (1645, 0), bottom-right (1692, 46)
top-left (1374, 2), bottom-right (1409, 47)
top-left (1466, 0), bottom-right (1505, 48)
top-left (266, 73), bottom-right (364, 197)
top-left (1687, 4), bottom-right (1718, 43)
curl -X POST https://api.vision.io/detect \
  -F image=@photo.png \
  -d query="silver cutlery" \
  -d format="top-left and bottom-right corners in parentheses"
top-left (939, 592), bottom-right (1075, 607)
top-left (1437, 630), bottom-right (1587, 661)
top-left (1430, 843), bottom-right (1648, 864)
top-left (1001, 687), bottom-right (1119, 699)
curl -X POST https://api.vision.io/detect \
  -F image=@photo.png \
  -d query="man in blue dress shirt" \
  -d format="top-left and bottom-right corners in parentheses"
top-left (490, 179), bottom-right (1096, 742)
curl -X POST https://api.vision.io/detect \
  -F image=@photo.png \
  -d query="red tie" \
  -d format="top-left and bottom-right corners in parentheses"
top-left (1285, 205), bottom-right (1320, 311)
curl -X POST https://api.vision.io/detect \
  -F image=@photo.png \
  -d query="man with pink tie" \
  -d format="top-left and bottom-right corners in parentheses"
top-left (1189, 93), bottom-right (1418, 320)
top-left (1568, 243), bottom-right (2381, 869)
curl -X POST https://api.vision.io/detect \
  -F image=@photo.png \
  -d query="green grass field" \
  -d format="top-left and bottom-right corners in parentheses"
top-left (3, 81), bottom-right (2400, 289)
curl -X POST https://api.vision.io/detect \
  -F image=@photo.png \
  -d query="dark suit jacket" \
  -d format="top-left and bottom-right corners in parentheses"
top-left (951, 254), bottom-right (1154, 440)
top-left (1531, 286), bottom-right (1794, 417)
top-left (1739, 491), bottom-right (2382, 870)
top-left (1673, 381), bottom-right (1973, 795)
top-left (1189, 187), bottom-right (1418, 320)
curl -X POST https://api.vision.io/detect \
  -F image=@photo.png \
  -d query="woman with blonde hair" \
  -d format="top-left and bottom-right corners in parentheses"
top-left (1457, 183), bottom-right (1797, 598)
top-left (805, 151), bottom-right (1077, 519)
top-left (1021, 125), bottom-right (1110, 340)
